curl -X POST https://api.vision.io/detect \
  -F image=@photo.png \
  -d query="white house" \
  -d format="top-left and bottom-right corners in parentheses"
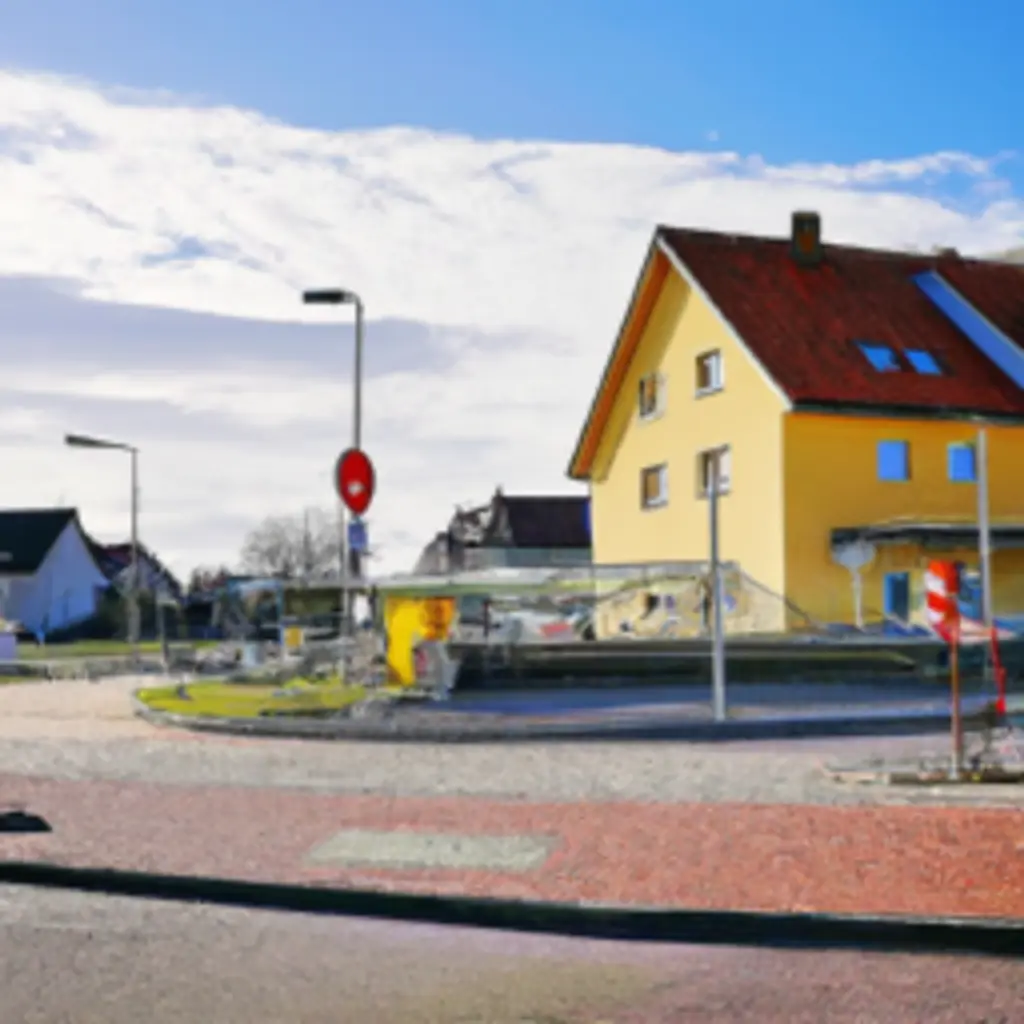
top-left (0, 509), bottom-right (110, 636)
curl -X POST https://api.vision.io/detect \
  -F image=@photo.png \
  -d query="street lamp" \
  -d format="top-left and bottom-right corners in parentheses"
top-left (302, 288), bottom-right (364, 451)
top-left (302, 287), bottom-right (366, 645)
top-left (65, 433), bottom-right (140, 661)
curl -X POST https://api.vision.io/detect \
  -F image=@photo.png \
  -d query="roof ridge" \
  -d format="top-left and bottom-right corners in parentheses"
top-left (0, 506), bottom-right (77, 515)
top-left (655, 224), bottom-right (1009, 265)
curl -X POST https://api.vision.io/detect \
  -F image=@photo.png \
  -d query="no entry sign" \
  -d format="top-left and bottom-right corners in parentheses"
top-left (335, 447), bottom-right (376, 516)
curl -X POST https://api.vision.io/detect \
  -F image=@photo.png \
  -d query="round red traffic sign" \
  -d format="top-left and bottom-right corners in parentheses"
top-left (335, 447), bottom-right (375, 516)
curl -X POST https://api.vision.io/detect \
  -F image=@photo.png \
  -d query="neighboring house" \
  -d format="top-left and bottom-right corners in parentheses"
top-left (85, 539), bottom-right (184, 604)
top-left (414, 488), bottom-right (592, 574)
top-left (567, 212), bottom-right (1024, 630)
top-left (0, 508), bottom-right (110, 636)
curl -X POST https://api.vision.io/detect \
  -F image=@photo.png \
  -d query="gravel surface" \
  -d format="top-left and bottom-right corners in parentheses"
top-left (1, 885), bottom-right (1022, 1023)
top-left (0, 678), bottom-right (1019, 808)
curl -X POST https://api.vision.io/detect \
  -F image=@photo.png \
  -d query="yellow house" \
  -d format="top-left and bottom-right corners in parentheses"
top-left (568, 213), bottom-right (1024, 630)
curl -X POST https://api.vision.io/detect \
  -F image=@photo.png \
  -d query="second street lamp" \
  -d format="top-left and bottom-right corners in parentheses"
top-left (64, 433), bottom-right (140, 661)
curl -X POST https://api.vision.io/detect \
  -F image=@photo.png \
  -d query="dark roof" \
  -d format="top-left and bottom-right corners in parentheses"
top-left (85, 538), bottom-right (183, 599)
top-left (494, 495), bottom-right (591, 549)
top-left (0, 508), bottom-right (78, 574)
top-left (658, 227), bottom-right (1024, 416)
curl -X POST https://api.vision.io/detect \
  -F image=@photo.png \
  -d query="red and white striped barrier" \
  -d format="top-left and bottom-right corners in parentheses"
top-left (925, 560), bottom-right (1015, 644)
top-left (924, 560), bottom-right (960, 642)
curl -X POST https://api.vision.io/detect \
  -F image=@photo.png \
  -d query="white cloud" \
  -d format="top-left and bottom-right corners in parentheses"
top-left (0, 68), bottom-right (1021, 578)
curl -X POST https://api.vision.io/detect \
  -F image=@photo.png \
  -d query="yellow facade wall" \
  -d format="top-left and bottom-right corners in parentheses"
top-left (588, 269), bottom-right (789, 615)
top-left (782, 414), bottom-right (1024, 624)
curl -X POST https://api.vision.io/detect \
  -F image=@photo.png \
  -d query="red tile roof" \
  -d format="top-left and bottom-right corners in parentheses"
top-left (659, 227), bottom-right (1024, 416)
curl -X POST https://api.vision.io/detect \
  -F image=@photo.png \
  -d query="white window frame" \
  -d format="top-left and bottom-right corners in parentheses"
top-left (695, 349), bottom-right (724, 396)
top-left (640, 463), bottom-right (669, 509)
top-left (697, 445), bottom-right (731, 498)
top-left (638, 372), bottom-right (666, 421)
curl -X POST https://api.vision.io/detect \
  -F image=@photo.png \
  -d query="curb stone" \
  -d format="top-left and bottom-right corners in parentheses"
top-left (131, 694), bottom-right (985, 745)
top-left (0, 861), bottom-right (1021, 958)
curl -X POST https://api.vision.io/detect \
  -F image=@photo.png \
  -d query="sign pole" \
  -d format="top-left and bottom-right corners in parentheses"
top-left (351, 298), bottom-right (364, 583)
top-left (950, 614), bottom-right (963, 781)
top-left (977, 428), bottom-right (995, 701)
top-left (709, 459), bottom-right (727, 723)
top-left (337, 501), bottom-right (348, 652)
top-left (334, 446), bottom-right (376, 682)
top-left (977, 429), bottom-right (993, 628)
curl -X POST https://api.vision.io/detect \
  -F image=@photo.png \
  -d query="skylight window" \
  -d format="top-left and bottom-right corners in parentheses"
top-left (858, 342), bottom-right (900, 372)
top-left (905, 349), bottom-right (943, 375)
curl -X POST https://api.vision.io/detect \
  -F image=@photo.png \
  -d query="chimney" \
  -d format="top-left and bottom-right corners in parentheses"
top-left (791, 211), bottom-right (822, 267)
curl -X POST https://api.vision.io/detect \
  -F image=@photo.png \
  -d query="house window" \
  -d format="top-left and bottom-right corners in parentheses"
top-left (906, 349), bottom-right (943, 375)
top-left (883, 572), bottom-right (911, 621)
top-left (948, 442), bottom-right (976, 483)
top-left (640, 464), bottom-right (668, 508)
top-left (697, 445), bottom-right (732, 497)
top-left (695, 350), bottom-right (724, 395)
top-left (877, 440), bottom-right (910, 481)
top-left (638, 373), bottom-right (664, 420)
top-left (858, 342), bottom-right (901, 372)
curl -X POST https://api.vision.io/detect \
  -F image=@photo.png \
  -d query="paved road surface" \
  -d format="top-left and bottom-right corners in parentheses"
top-left (1, 885), bottom-right (1022, 1023)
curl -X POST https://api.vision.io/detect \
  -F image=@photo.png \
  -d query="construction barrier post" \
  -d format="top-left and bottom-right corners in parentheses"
top-left (950, 615), bottom-right (963, 781)
top-left (991, 626), bottom-right (1007, 718)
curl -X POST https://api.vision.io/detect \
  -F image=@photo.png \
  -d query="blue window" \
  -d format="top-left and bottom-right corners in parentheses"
top-left (858, 342), bottom-right (900, 372)
top-left (906, 349), bottom-right (943, 375)
top-left (877, 440), bottom-right (910, 481)
top-left (948, 443), bottom-right (976, 483)
top-left (883, 572), bottom-right (911, 621)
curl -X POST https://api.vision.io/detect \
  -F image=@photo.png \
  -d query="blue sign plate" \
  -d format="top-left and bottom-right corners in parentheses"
top-left (347, 518), bottom-right (368, 554)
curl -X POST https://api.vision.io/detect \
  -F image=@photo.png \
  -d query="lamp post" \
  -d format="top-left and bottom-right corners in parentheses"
top-left (302, 287), bottom-right (365, 639)
top-left (64, 433), bottom-right (140, 661)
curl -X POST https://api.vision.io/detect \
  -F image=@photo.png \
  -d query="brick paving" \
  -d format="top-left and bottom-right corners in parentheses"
top-left (2, 772), bottom-right (1022, 920)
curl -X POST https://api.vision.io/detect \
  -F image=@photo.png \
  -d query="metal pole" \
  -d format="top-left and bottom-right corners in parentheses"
top-left (129, 446), bottom-right (140, 663)
top-left (950, 617), bottom-right (963, 780)
top-left (353, 298), bottom-right (364, 452)
top-left (338, 500), bottom-right (348, 639)
top-left (349, 298), bottom-right (364, 588)
top-left (709, 460), bottom-right (727, 722)
top-left (341, 298), bottom-right (364, 677)
top-left (852, 569), bottom-right (864, 630)
top-left (977, 429), bottom-right (993, 627)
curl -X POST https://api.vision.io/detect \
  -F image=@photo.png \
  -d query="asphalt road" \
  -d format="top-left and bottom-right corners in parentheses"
top-left (1, 885), bottom-right (1022, 1024)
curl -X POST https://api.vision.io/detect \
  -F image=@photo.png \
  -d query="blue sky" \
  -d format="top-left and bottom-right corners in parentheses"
top-left (3, 0), bottom-right (1021, 177)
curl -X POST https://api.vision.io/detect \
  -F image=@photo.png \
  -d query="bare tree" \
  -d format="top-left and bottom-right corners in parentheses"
top-left (240, 508), bottom-right (343, 579)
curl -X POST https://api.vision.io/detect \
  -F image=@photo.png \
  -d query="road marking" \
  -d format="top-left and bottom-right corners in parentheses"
top-left (306, 829), bottom-right (556, 872)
